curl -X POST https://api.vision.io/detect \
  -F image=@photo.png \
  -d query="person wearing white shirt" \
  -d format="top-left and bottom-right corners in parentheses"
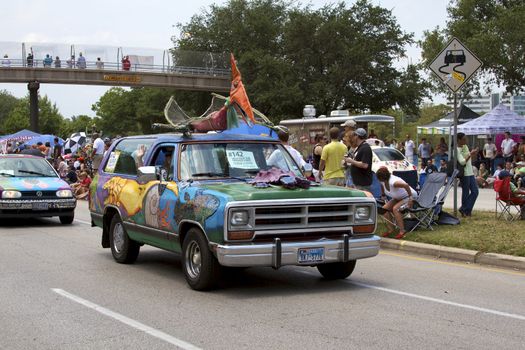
top-left (501, 131), bottom-right (516, 163)
top-left (483, 137), bottom-right (498, 173)
top-left (403, 134), bottom-right (415, 165)
top-left (267, 129), bottom-right (306, 171)
top-left (91, 133), bottom-right (105, 173)
top-left (1, 54), bottom-right (11, 67)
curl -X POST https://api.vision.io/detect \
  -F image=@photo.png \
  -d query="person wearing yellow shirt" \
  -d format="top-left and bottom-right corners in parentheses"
top-left (319, 127), bottom-right (347, 186)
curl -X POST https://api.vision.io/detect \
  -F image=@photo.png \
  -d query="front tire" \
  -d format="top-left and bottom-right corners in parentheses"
top-left (182, 228), bottom-right (221, 290)
top-left (59, 214), bottom-right (74, 224)
top-left (109, 215), bottom-right (140, 264)
top-left (317, 260), bottom-right (356, 280)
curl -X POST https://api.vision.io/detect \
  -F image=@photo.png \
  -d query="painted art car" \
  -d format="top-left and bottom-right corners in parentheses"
top-left (89, 133), bottom-right (379, 290)
top-left (0, 154), bottom-right (76, 223)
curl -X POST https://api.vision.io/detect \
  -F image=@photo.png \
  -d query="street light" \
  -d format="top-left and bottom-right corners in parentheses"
top-left (303, 105), bottom-right (316, 119)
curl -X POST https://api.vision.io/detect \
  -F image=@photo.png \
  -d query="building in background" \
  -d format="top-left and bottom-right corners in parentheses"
top-left (449, 92), bottom-right (525, 116)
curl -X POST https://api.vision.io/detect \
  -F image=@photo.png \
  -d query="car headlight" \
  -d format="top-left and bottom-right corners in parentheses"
top-left (1, 190), bottom-right (22, 199)
top-left (56, 189), bottom-right (73, 198)
top-left (230, 210), bottom-right (249, 226)
top-left (355, 206), bottom-right (371, 220)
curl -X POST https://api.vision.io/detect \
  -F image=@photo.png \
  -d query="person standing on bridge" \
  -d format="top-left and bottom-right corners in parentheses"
top-left (96, 57), bottom-right (104, 70)
top-left (2, 54), bottom-right (11, 67)
top-left (43, 54), bottom-right (53, 67)
top-left (27, 52), bottom-right (34, 67)
top-left (77, 53), bottom-right (86, 69)
top-left (54, 56), bottom-right (61, 68)
top-left (67, 55), bottom-right (75, 68)
top-left (122, 55), bottom-right (131, 71)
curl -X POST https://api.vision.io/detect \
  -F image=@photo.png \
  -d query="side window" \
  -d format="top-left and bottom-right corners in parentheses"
top-left (148, 145), bottom-right (175, 180)
top-left (104, 138), bottom-right (154, 175)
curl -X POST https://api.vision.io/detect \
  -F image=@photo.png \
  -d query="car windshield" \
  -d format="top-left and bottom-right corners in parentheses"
top-left (374, 148), bottom-right (405, 161)
top-left (0, 157), bottom-right (58, 177)
top-left (179, 142), bottom-right (303, 180)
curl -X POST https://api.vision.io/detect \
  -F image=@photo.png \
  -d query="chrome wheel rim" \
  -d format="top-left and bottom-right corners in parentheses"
top-left (113, 222), bottom-right (125, 254)
top-left (185, 241), bottom-right (201, 279)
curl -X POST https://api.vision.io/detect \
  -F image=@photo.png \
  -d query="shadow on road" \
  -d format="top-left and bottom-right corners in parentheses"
top-left (119, 249), bottom-right (366, 297)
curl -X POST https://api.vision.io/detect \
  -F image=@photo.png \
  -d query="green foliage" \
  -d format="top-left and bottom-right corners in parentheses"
top-left (0, 95), bottom-right (65, 135)
top-left (60, 115), bottom-right (97, 137)
top-left (0, 90), bottom-right (18, 134)
top-left (174, 0), bottom-right (430, 121)
top-left (420, 0), bottom-right (525, 94)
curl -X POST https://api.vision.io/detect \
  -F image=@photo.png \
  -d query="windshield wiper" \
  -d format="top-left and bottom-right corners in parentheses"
top-left (18, 170), bottom-right (53, 177)
top-left (0, 172), bottom-right (15, 177)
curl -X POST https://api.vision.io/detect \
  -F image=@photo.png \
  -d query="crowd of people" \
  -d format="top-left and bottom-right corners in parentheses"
top-left (1, 133), bottom-right (115, 200)
top-left (0, 51), bottom-right (134, 71)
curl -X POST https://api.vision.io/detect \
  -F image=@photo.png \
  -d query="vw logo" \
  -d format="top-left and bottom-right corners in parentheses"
top-left (36, 191), bottom-right (43, 197)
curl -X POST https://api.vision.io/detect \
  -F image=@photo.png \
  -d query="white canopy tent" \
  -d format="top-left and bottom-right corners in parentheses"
top-left (455, 103), bottom-right (525, 135)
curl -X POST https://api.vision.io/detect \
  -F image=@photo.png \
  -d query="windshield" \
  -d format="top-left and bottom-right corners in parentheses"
top-left (374, 148), bottom-right (405, 161)
top-left (179, 142), bottom-right (303, 180)
top-left (0, 157), bottom-right (58, 177)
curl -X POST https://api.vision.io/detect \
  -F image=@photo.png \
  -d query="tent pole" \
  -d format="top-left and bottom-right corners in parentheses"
top-left (453, 93), bottom-right (458, 216)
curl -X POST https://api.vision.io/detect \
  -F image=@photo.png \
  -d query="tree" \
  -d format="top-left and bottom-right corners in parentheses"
top-left (0, 90), bottom-right (19, 135)
top-left (174, 0), bottom-right (429, 121)
top-left (60, 114), bottom-right (97, 137)
top-left (0, 95), bottom-right (64, 135)
top-left (420, 0), bottom-right (525, 94)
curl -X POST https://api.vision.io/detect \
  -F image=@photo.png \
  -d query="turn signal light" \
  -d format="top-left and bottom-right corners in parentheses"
top-left (353, 224), bottom-right (375, 234)
top-left (227, 230), bottom-right (254, 240)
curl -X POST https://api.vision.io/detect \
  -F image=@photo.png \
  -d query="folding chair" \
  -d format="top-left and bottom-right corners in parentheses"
top-left (404, 172), bottom-right (448, 232)
top-left (494, 178), bottom-right (523, 221)
top-left (377, 172), bottom-right (447, 234)
top-left (434, 169), bottom-right (460, 212)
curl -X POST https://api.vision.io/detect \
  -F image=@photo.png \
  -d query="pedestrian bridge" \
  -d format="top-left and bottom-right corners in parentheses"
top-left (0, 42), bottom-right (230, 91)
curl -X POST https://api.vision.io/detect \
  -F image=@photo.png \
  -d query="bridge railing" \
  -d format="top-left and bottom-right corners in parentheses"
top-left (0, 58), bottom-right (230, 76)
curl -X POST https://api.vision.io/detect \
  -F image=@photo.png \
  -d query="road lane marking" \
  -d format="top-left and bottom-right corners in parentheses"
top-left (348, 281), bottom-right (525, 321)
top-left (52, 288), bottom-right (201, 350)
top-left (380, 251), bottom-right (525, 277)
top-left (296, 270), bottom-right (525, 321)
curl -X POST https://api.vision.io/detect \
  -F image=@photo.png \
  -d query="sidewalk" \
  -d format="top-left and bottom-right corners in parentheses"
top-left (443, 187), bottom-right (495, 211)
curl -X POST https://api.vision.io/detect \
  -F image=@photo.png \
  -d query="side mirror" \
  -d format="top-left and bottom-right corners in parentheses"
top-left (137, 166), bottom-right (157, 184)
top-left (302, 163), bottom-right (313, 178)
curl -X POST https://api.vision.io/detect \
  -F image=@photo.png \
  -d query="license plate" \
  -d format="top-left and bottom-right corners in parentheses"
top-left (32, 202), bottom-right (49, 210)
top-left (298, 247), bottom-right (325, 263)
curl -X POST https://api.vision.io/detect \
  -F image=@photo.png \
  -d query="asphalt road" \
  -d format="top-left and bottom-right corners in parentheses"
top-left (1, 202), bottom-right (524, 350)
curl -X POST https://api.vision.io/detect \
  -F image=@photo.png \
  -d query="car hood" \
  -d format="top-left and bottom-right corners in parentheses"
top-left (0, 177), bottom-right (71, 192)
top-left (200, 181), bottom-right (369, 201)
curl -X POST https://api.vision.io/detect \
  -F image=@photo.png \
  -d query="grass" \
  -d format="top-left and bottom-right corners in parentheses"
top-left (378, 210), bottom-right (525, 257)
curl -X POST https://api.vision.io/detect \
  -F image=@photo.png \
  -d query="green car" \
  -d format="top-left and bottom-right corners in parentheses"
top-left (89, 133), bottom-right (379, 290)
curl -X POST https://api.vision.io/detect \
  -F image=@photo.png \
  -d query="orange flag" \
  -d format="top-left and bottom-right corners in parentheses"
top-left (229, 53), bottom-right (255, 123)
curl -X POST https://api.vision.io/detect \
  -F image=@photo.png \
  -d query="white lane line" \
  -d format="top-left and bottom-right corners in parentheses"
top-left (297, 270), bottom-right (525, 321)
top-left (74, 219), bottom-right (92, 225)
top-left (349, 281), bottom-right (525, 321)
top-left (52, 288), bottom-right (202, 350)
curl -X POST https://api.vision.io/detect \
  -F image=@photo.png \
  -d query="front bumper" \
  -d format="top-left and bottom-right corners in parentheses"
top-left (0, 198), bottom-right (76, 218)
top-left (215, 235), bottom-right (380, 268)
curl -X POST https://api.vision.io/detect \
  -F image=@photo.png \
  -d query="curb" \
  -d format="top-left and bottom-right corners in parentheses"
top-left (380, 238), bottom-right (525, 271)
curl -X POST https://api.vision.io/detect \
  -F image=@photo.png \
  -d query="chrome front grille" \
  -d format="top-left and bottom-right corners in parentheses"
top-left (254, 203), bottom-right (353, 230)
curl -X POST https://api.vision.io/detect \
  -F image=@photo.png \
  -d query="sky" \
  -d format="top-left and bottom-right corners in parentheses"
top-left (0, 0), bottom-right (449, 119)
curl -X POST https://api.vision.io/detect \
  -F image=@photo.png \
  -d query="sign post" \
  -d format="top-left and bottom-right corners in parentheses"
top-left (428, 37), bottom-right (482, 216)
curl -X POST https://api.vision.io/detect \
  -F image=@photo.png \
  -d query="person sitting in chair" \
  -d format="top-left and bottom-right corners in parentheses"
top-left (498, 170), bottom-right (525, 219)
top-left (377, 166), bottom-right (418, 239)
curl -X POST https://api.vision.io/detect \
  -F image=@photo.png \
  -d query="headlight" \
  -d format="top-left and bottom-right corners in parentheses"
top-left (230, 210), bottom-right (249, 226)
top-left (56, 189), bottom-right (73, 198)
top-left (1, 190), bottom-right (22, 199)
top-left (355, 206), bottom-right (370, 220)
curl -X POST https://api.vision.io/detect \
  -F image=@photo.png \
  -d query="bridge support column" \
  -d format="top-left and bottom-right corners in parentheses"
top-left (28, 81), bottom-right (40, 133)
